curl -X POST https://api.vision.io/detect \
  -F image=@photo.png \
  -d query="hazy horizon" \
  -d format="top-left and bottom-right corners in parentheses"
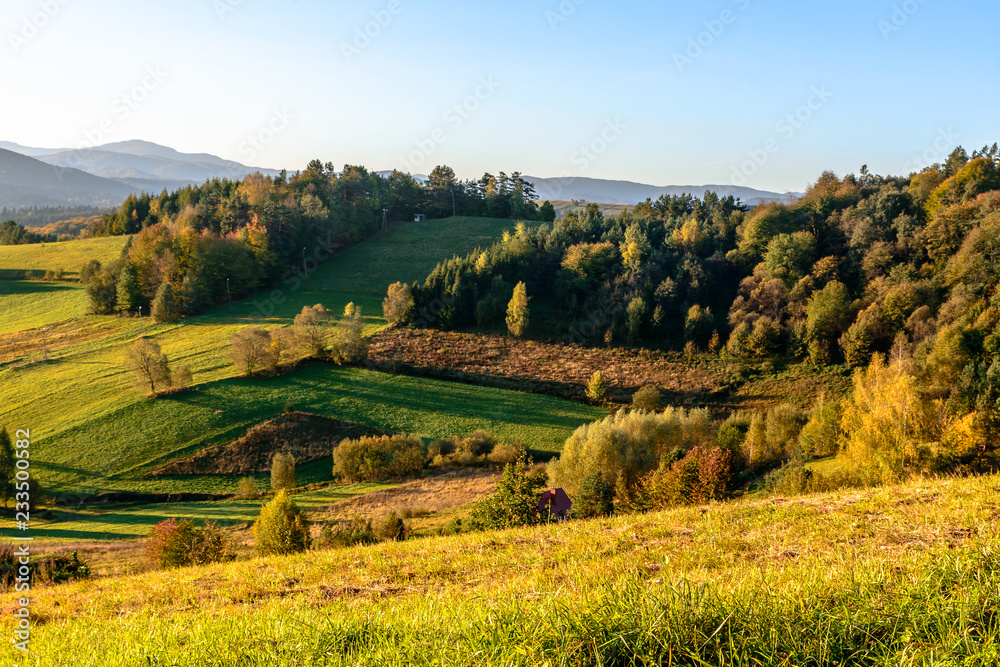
top-left (3, 0), bottom-right (997, 192)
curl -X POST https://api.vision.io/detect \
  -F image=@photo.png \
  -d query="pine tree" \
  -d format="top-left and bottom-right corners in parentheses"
top-left (506, 281), bottom-right (530, 337)
top-left (151, 282), bottom-right (178, 323)
top-left (115, 263), bottom-right (143, 313)
top-left (574, 472), bottom-right (614, 519)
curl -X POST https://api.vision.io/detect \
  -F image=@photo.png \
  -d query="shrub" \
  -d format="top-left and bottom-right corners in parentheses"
top-left (374, 511), bottom-right (406, 542)
top-left (294, 304), bottom-right (332, 358)
top-left (573, 472), bottom-right (614, 519)
top-left (34, 551), bottom-right (91, 585)
top-left (684, 305), bottom-right (714, 348)
top-left (383, 282), bottom-right (414, 325)
top-left (631, 386), bottom-right (662, 412)
top-left (270, 452), bottom-right (297, 491)
top-left (716, 414), bottom-right (750, 456)
top-left (253, 490), bottom-right (311, 556)
top-left (488, 441), bottom-right (525, 466)
top-left (636, 446), bottom-right (737, 509)
top-left (315, 517), bottom-right (375, 550)
top-left (236, 477), bottom-right (261, 499)
top-left (145, 519), bottom-right (231, 569)
top-left (467, 456), bottom-right (547, 531)
top-left (333, 434), bottom-right (425, 482)
top-left (549, 407), bottom-right (716, 498)
top-left (330, 302), bottom-right (368, 364)
top-left (586, 371), bottom-right (607, 402)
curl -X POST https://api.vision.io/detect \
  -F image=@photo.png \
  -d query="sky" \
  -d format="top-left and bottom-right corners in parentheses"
top-left (2, 0), bottom-right (997, 193)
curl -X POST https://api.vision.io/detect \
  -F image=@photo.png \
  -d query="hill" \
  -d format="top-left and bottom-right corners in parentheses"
top-left (3, 473), bottom-right (997, 664)
top-left (526, 174), bottom-right (800, 206)
top-left (0, 148), bottom-right (139, 208)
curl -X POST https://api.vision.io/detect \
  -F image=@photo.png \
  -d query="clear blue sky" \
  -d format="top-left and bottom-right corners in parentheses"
top-left (2, 0), bottom-right (997, 192)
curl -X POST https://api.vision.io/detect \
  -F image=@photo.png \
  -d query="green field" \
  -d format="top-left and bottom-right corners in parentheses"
top-left (0, 217), bottom-right (586, 501)
top-left (0, 235), bottom-right (128, 279)
top-left (3, 474), bottom-right (998, 665)
top-left (0, 281), bottom-right (91, 334)
top-left (26, 482), bottom-right (395, 542)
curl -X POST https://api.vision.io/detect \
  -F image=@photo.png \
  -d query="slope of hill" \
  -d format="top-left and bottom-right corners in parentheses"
top-left (3, 474), bottom-right (997, 664)
top-left (526, 174), bottom-right (800, 206)
top-left (0, 148), bottom-right (139, 208)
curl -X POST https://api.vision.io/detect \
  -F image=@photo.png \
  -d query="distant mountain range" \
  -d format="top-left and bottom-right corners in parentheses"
top-left (0, 140), bottom-right (281, 208)
top-left (0, 139), bottom-right (799, 211)
top-left (525, 176), bottom-right (800, 207)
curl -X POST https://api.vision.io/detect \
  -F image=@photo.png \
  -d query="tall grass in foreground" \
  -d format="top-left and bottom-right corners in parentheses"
top-left (12, 548), bottom-right (1000, 665)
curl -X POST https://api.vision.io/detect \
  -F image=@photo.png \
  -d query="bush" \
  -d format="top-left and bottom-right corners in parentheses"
top-left (635, 446), bottom-right (737, 509)
top-left (236, 476), bottom-right (261, 499)
top-left (0, 546), bottom-right (91, 589)
top-left (631, 386), bottom-right (662, 412)
top-left (574, 472), bottom-right (614, 519)
top-left (253, 490), bottom-right (311, 556)
top-left (467, 456), bottom-right (547, 531)
top-left (586, 371), bottom-right (607, 402)
top-left (374, 511), bottom-right (406, 542)
top-left (145, 519), bottom-right (231, 569)
top-left (294, 304), bottom-right (333, 358)
top-left (487, 441), bottom-right (525, 466)
top-left (271, 452), bottom-right (297, 491)
top-left (315, 517), bottom-right (375, 550)
top-left (334, 434), bottom-right (425, 482)
top-left (383, 282), bottom-right (414, 325)
top-left (549, 407), bottom-right (716, 499)
top-left (330, 302), bottom-right (368, 364)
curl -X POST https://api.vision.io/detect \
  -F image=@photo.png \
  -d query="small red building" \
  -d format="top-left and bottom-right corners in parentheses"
top-left (537, 488), bottom-right (572, 521)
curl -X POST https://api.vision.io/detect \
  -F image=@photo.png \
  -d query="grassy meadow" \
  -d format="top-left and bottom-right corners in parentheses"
top-left (3, 473), bottom-right (998, 665)
top-left (0, 235), bottom-right (128, 279)
top-left (0, 217), bottom-right (595, 501)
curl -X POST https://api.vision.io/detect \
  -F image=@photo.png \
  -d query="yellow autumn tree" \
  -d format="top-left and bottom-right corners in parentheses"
top-left (838, 354), bottom-right (933, 484)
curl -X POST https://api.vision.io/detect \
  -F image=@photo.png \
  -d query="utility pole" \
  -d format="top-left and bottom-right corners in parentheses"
top-left (42, 328), bottom-right (47, 360)
top-left (302, 247), bottom-right (307, 274)
top-left (449, 190), bottom-right (456, 217)
top-left (382, 208), bottom-right (388, 235)
top-left (227, 278), bottom-right (232, 308)
top-left (138, 306), bottom-right (144, 336)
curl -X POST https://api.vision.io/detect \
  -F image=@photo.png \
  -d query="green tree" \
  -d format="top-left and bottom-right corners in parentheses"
top-left (506, 281), bottom-right (530, 337)
top-left (684, 305), bottom-right (714, 349)
top-left (805, 280), bottom-right (851, 364)
top-left (85, 267), bottom-right (118, 315)
top-left (631, 386), bottom-right (662, 412)
top-left (151, 282), bottom-right (179, 323)
top-left (270, 452), bottom-right (297, 491)
top-left (539, 200), bottom-right (557, 222)
top-left (467, 457), bottom-right (546, 531)
top-left (574, 471), bottom-right (614, 519)
top-left (115, 262), bottom-right (143, 313)
top-left (253, 490), bottom-right (311, 556)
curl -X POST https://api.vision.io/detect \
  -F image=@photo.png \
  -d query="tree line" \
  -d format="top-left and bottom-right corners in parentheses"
top-left (79, 162), bottom-right (549, 320)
